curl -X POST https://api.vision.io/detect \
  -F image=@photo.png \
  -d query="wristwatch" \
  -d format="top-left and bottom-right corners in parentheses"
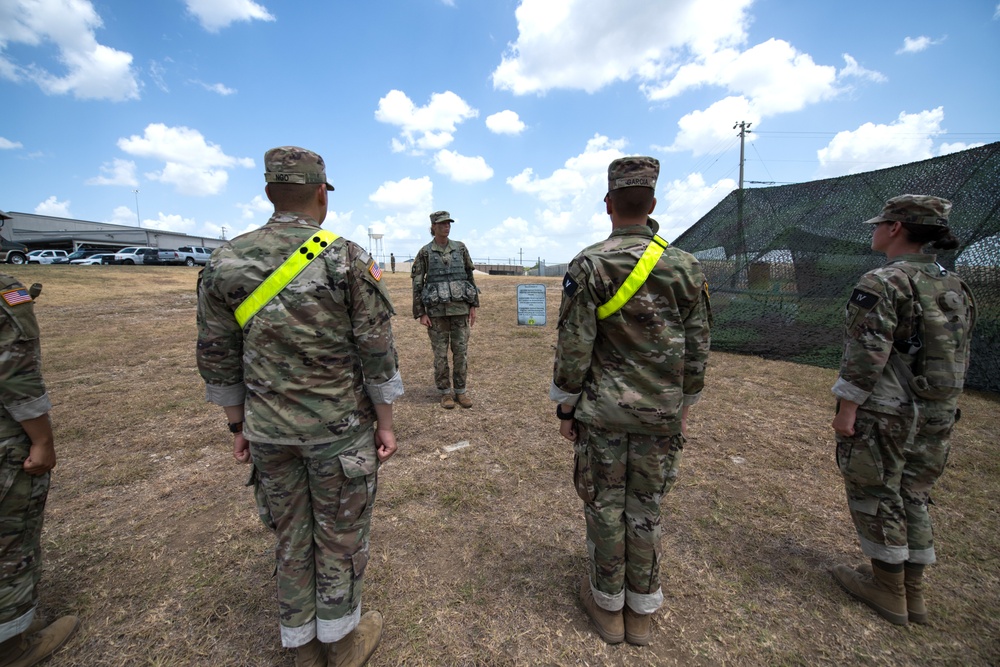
top-left (228, 421), bottom-right (244, 434)
top-left (556, 405), bottom-right (576, 421)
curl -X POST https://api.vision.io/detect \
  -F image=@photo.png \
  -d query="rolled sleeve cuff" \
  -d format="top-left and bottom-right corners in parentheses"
top-left (682, 392), bottom-right (701, 407)
top-left (365, 370), bottom-right (404, 404)
top-left (831, 377), bottom-right (870, 405)
top-left (549, 381), bottom-right (581, 405)
top-left (7, 393), bottom-right (52, 423)
top-left (204, 382), bottom-right (246, 407)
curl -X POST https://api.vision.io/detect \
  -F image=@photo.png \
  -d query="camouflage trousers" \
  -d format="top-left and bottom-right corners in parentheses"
top-left (835, 402), bottom-right (956, 565)
top-left (427, 315), bottom-right (470, 393)
top-left (250, 427), bottom-right (379, 648)
top-left (0, 435), bottom-right (48, 642)
top-left (572, 423), bottom-right (684, 614)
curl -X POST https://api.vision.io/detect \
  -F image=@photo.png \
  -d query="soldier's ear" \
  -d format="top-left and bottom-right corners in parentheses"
top-left (649, 196), bottom-right (657, 215)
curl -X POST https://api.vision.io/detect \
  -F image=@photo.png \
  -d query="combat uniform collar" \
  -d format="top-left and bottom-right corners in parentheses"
top-left (266, 211), bottom-right (322, 227)
top-left (885, 252), bottom-right (936, 265)
top-left (609, 223), bottom-right (655, 239)
top-left (430, 239), bottom-right (457, 252)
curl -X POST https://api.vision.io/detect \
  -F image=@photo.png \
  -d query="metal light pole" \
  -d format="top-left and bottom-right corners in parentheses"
top-left (132, 189), bottom-right (141, 227)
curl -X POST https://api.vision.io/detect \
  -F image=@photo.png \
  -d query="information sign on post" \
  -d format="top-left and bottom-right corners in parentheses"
top-left (516, 284), bottom-right (546, 326)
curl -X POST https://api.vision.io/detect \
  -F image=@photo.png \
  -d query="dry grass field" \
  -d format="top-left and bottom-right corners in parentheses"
top-left (5, 265), bottom-right (999, 666)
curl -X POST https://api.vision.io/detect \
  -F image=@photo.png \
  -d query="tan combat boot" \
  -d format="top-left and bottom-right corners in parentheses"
top-left (328, 610), bottom-right (383, 667)
top-left (441, 394), bottom-right (455, 409)
top-left (455, 393), bottom-right (472, 409)
top-left (294, 637), bottom-right (326, 667)
top-left (832, 561), bottom-right (907, 625)
top-left (0, 615), bottom-right (80, 667)
top-left (579, 576), bottom-right (624, 644)
top-left (624, 605), bottom-right (651, 645)
top-left (904, 562), bottom-right (927, 624)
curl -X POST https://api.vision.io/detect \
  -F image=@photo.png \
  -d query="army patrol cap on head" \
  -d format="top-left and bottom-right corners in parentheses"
top-left (264, 146), bottom-right (334, 191)
top-left (430, 210), bottom-right (454, 225)
top-left (608, 156), bottom-right (659, 192)
top-left (864, 194), bottom-right (951, 227)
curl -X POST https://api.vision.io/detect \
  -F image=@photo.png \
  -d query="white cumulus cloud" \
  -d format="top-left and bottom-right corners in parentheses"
top-left (0, 137), bottom-right (23, 149)
top-left (508, 134), bottom-right (625, 203)
top-left (195, 80), bottom-right (237, 95)
top-left (896, 36), bottom-right (944, 54)
top-left (183, 0), bottom-right (275, 32)
top-left (817, 107), bottom-right (948, 177)
top-left (0, 0), bottom-right (140, 101)
top-left (492, 0), bottom-right (753, 95)
top-left (86, 158), bottom-right (138, 186)
top-left (237, 194), bottom-right (272, 220)
top-left (144, 212), bottom-right (197, 233)
top-left (433, 150), bottom-right (494, 183)
top-left (117, 123), bottom-right (254, 196)
top-left (375, 89), bottom-right (478, 153)
top-left (369, 176), bottom-right (434, 211)
top-left (34, 196), bottom-right (71, 217)
top-left (486, 110), bottom-right (526, 135)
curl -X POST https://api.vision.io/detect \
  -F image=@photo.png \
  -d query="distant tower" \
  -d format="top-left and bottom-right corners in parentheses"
top-left (368, 226), bottom-right (385, 266)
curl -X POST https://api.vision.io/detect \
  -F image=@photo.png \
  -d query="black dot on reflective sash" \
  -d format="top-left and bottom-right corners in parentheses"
top-left (306, 253), bottom-right (315, 260)
top-left (320, 241), bottom-right (328, 247)
top-left (299, 247), bottom-right (308, 254)
top-left (313, 236), bottom-right (321, 243)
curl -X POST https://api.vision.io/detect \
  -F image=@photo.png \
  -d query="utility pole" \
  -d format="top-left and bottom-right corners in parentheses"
top-left (733, 121), bottom-right (752, 190)
top-left (132, 189), bottom-right (141, 227)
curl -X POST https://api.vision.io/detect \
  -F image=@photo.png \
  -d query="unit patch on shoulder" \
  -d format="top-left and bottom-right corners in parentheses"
top-left (368, 260), bottom-right (382, 281)
top-left (562, 272), bottom-right (578, 297)
top-left (848, 288), bottom-right (879, 310)
top-left (1, 287), bottom-right (32, 306)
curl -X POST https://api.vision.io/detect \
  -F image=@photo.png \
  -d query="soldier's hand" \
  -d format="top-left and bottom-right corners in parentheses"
top-left (375, 428), bottom-right (398, 462)
top-left (233, 433), bottom-right (251, 463)
top-left (469, 307), bottom-right (477, 327)
top-left (832, 399), bottom-right (859, 437)
top-left (24, 440), bottom-right (56, 475)
top-left (559, 418), bottom-right (577, 442)
top-left (419, 315), bottom-right (432, 328)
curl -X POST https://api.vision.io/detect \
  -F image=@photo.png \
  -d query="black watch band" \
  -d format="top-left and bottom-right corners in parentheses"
top-left (556, 405), bottom-right (576, 421)
top-left (228, 421), bottom-right (244, 434)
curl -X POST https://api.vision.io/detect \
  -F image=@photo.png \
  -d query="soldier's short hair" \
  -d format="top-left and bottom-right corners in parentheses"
top-left (609, 187), bottom-right (655, 218)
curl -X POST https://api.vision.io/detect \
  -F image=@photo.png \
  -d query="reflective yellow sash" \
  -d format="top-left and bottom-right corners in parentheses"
top-left (596, 234), bottom-right (668, 320)
top-left (234, 230), bottom-right (340, 327)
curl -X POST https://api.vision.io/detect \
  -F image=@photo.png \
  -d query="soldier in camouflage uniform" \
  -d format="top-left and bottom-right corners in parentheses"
top-left (831, 195), bottom-right (976, 626)
top-left (197, 147), bottom-right (403, 667)
top-left (0, 275), bottom-right (79, 667)
top-left (551, 157), bottom-right (711, 646)
top-left (410, 211), bottom-right (479, 409)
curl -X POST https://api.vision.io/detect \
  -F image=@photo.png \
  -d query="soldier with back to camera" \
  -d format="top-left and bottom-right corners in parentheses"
top-left (830, 194), bottom-right (976, 626)
top-left (551, 156), bottom-right (711, 646)
top-left (197, 146), bottom-right (402, 667)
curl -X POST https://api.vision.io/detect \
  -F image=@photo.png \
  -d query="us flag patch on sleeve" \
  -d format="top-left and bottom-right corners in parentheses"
top-left (1, 287), bottom-right (31, 306)
top-left (368, 260), bottom-right (382, 281)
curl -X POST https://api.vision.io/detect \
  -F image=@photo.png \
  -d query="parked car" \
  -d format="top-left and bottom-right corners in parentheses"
top-left (176, 246), bottom-right (213, 266)
top-left (54, 248), bottom-right (114, 264)
top-left (0, 238), bottom-right (28, 264)
top-left (144, 249), bottom-right (185, 265)
top-left (26, 249), bottom-right (70, 264)
top-left (113, 247), bottom-right (157, 265)
top-left (70, 253), bottom-right (116, 265)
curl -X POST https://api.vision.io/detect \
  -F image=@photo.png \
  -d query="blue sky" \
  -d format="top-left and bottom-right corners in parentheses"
top-left (2, 0), bottom-right (998, 264)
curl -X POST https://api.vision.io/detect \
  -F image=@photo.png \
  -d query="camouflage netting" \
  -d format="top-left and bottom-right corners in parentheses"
top-left (673, 141), bottom-right (1000, 394)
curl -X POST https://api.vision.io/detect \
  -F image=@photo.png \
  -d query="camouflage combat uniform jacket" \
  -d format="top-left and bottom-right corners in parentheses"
top-left (411, 239), bottom-right (479, 319)
top-left (0, 275), bottom-right (51, 438)
top-left (551, 223), bottom-right (711, 436)
top-left (197, 212), bottom-right (402, 446)
top-left (832, 253), bottom-right (975, 416)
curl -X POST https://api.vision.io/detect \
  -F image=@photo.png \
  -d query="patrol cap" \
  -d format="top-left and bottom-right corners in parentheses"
top-left (430, 210), bottom-right (454, 225)
top-left (264, 146), bottom-right (334, 191)
top-left (864, 194), bottom-right (951, 227)
top-left (608, 156), bottom-right (659, 192)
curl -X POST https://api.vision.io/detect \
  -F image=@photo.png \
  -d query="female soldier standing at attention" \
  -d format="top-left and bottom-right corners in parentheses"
top-left (830, 194), bottom-right (976, 626)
